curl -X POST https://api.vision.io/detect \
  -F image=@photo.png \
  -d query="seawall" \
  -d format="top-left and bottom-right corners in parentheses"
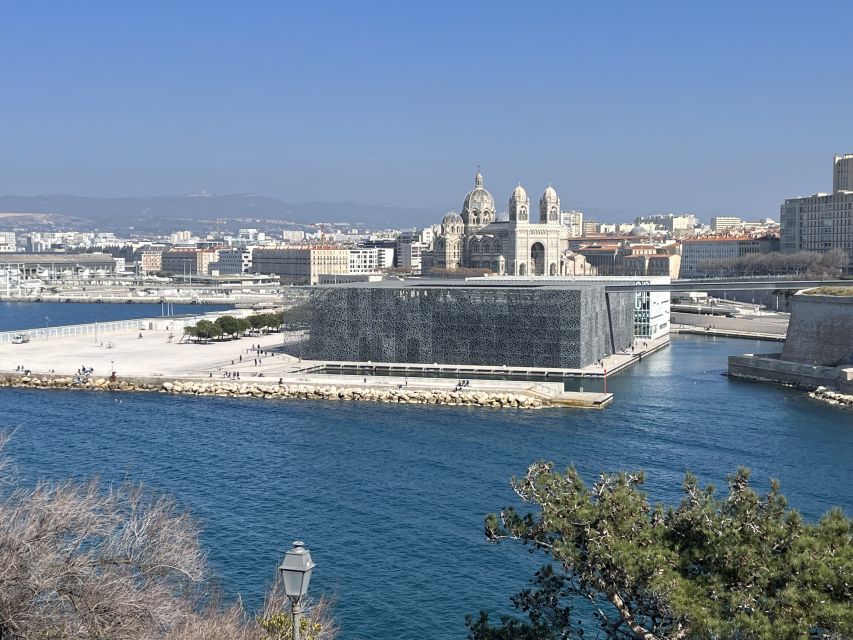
top-left (781, 293), bottom-right (853, 366)
top-left (0, 374), bottom-right (614, 410)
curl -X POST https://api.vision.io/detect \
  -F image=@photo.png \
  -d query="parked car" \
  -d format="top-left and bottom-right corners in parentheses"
top-left (11, 335), bottom-right (30, 344)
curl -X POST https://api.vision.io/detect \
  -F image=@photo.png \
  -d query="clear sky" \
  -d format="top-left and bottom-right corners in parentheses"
top-left (1, 0), bottom-right (852, 219)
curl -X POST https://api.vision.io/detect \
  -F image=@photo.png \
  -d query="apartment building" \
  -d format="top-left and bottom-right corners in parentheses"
top-left (680, 236), bottom-right (779, 277)
top-left (780, 154), bottom-right (853, 271)
top-left (348, 247), bottom-right (394, 274)
top-left (161, 249), bottom-right (220, 275)
top-left (252, 246), bottom-right (349, 284)
top-left (0, 232), bottom-right (16, 252)
top-left (711, 216), bottom-right (743, 232)
top-left (560, 210), bottom-right (584, 237)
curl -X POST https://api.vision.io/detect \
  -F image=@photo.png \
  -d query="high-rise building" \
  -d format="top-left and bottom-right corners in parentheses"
top-left (781, 154), bottom-right (853, 272)
top-left (833, 154), bottom-right (853, 193)
top-left (582, 220), bottom-right (600, 236)
top-left (560, 210), bottom-right (584, 237)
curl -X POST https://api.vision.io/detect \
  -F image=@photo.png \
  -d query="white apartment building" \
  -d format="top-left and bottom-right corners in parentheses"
top-left (282, 230), bottom-right (306, 243)
top-left (780, 154), bottom-right (853, 271)
top-left (680, 236), bottom-right (779, 277)
top-left (210, 248), bottom-right (253, 274)
top-left (397, 240), bottom-right (427, 274)
top-left (169, 230), bottom-right (193, 244)
top-left (560, 210), bottom-right (584, 237)
top-left (348, 247), bottom-right (394, 274)
top-left (634, 214), bottom-right (697, 234)
top-left (0, 232), bottom-right (16, 252)
top-left (711, 216), bottom-right (743, 232)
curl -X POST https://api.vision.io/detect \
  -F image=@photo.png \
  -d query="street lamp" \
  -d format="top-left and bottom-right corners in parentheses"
top-left (279, 541), bottom-right (315, 640)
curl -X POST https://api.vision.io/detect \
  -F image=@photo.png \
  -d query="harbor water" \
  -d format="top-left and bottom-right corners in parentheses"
top-left (0, 303), bottom-right (851, 639)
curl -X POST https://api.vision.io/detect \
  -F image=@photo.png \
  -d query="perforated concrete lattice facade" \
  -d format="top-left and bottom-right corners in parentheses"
top-left (303, 283), bottom-right (634, 368)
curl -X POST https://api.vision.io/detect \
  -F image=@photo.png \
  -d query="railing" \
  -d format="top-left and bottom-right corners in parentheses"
top-left (0, 319), bottom-right (149, 344)
top-left (528, 382), bottom-right (561, 398)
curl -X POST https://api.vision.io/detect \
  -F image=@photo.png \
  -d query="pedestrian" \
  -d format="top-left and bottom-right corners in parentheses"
top-left (239, 355), bottom-right (242, 362)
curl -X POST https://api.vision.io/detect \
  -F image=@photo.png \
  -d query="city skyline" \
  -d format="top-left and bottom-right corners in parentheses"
top-left (1, 2), bottom-right (852, 219)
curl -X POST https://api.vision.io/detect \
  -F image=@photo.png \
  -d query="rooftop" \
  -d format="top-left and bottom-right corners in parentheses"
top-left (313, 275), bottom-right (670, 290)
top-left (0, 253), bottom-right (116, 265)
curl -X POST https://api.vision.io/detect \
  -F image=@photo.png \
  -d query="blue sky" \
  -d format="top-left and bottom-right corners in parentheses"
top-left (1, 0), bottom-right (852, 219)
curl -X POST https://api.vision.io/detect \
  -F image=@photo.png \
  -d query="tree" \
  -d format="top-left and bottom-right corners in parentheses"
top-left (469, 463), bottom-right (852, 640)
top-left (0, 434), bottom-right (337, 640)
top-left (215, 315), bottom-right (241, 339)
top-left (261, 313), bottom-right (283, 331)
top-left (237, 318), bottom-right (252, 334)
top-left (248, 315), bottom-right (267, 331)
top-left (194, 320), bottom-right (217, 342)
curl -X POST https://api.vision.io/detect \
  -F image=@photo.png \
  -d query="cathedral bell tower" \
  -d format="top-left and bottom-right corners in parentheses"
top-left (509, 184), bottom-right (530, 223)
top-left (539, 185), bottom-right (560, 224)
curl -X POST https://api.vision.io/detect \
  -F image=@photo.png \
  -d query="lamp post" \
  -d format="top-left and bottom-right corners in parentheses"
top-left (279, 541), bottom-right (315, 640)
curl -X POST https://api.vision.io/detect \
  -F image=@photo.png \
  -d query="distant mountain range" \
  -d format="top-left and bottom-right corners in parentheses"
top-left (0, 193), bottom-right (647, 233)
top-left (0, 193), bottom-right (445, 229)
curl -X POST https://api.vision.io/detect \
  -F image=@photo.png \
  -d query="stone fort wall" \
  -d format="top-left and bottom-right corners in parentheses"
top-left (781, 293), bottom-right (853, 367)
top-left (303, 286), bottom-right (634, 369)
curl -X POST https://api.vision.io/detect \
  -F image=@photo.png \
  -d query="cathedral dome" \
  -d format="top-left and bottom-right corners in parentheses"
top-left (629, 225), bottom-right (646, 236)
top-left (442, 211), bottom-right (463, 225)
top-left (463, 170), bottom-right (496, 215)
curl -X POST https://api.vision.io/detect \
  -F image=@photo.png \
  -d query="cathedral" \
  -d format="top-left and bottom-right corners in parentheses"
top-left (424, 170), bottom-right (568, 276)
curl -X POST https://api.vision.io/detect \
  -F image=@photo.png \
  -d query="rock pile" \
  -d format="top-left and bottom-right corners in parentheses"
top-left (809, 386), bottom-right (853, 407)
top-left (0, 375), bottom-right (546, 409)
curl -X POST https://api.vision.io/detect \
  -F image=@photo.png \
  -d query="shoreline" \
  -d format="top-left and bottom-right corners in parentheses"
top-left (0, 373), bottom-right (608, 410)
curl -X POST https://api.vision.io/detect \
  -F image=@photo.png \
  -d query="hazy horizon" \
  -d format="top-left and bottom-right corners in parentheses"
top-left (2, 1), bottom-right (852, 219)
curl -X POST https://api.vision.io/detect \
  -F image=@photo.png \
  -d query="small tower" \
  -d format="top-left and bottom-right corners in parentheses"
top-left (439, 211), bottom-right (464, 269)
top-left (539, 185), bottom-right (560, 224)
top-left (509, 184), bottom-right (530, 223)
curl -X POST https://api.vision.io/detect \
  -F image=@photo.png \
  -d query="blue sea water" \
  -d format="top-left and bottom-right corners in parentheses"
top-left (0, 304), bottom-right (851, 639)
top-left (0, 301), bottom-right (233, 332)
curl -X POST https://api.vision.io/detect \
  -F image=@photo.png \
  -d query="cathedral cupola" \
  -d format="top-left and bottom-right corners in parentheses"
top-left (509, 183), bottom-right (530, 223)
top-left (539, 184), bottom-right (560, 224)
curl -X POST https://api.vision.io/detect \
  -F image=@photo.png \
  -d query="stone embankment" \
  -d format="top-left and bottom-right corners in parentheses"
top-left (0, 375), bottom-right (547, 409)
top-left (809, 386), bottom-right (853, 408)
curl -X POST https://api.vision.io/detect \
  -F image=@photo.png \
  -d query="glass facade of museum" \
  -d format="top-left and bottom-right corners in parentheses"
top-left (302, 284), bottom-right (635, 369)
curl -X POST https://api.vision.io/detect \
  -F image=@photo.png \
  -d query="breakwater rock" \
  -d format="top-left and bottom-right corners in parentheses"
top-left (809, 386), bottom-right (853, 408)
top-left (0, 375), bottom-right (546, 409)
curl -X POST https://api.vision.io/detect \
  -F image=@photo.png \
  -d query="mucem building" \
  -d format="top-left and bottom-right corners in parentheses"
top-left (302, 280), bottom-right (634, 369)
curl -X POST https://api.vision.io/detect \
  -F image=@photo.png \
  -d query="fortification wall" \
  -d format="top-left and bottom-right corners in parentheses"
top-left (303, 286), bottom-right (633, 368)
top-left (781, 293), bottom-right (853, 366)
